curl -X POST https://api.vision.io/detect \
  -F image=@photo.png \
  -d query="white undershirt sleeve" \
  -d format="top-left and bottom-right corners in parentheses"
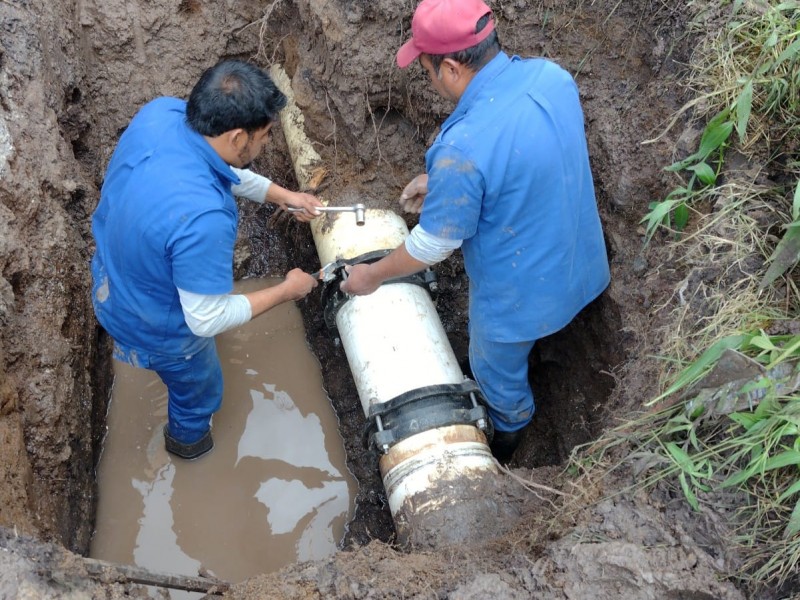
top-left (178, 288), bottom-right (253, 337)
top-left (230, 167), bottom-right (272, 203)
top-left (405, 224), bottom-right (463, 265)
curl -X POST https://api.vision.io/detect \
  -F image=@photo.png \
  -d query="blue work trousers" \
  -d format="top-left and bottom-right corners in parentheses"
top-left (112, 337), bottom-right (223, 444)
top-left (469, 328), bottom-right (536, 433)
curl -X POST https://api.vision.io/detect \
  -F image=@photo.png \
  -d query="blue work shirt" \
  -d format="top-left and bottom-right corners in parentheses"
top-left (420, 52), bottom-right (610, 343)
top-left (91, 97), bottom-right (241, 357)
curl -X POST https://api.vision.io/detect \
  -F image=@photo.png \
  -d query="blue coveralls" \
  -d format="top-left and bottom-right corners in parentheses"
top-left (91, 97), bottom-right (242, 444)
top-left (419, 52), bottom-right (610, 432)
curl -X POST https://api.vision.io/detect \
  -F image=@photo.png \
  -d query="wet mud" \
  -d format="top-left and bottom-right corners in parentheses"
top-left (0, 0), bottom-right (761, 598)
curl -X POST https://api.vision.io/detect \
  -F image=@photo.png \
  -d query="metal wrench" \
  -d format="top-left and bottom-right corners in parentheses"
top-left (287, 204), bottom-right (366, 226)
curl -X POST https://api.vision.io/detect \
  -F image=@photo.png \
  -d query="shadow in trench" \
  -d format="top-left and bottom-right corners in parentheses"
top-left (519, 292), bottom-right (623, 468)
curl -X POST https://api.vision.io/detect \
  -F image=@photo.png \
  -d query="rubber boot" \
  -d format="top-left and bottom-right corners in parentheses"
top-left (490, 429), bottom-right (523, 464)
top-left (163, 424), bottom-right (214, 460)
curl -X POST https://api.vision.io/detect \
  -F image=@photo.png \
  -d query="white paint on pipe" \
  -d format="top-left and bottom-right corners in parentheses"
top-left (268, 64), bottom-right (321, 188)
top-left (310, 208), bottom-right (462, 410)
top-left (382, 441), bottom-right (496, 517)
top-left (313, 209), bottom-right (497, 528)
top-left (311, 208), bottom-right (408, 265)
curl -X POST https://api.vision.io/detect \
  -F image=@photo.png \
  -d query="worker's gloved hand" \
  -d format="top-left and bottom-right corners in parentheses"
top-left (399, 174), bottom-right (428, 214)
top-left (286, 192), bottom-right (324, 222)
top-left (283, 268), bottom-right (319, 299)
top-left (339, 264), bottom-right (382, 296)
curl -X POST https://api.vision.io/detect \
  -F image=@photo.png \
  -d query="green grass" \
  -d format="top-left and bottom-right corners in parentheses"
top-left (642, 0), bottom-right (799, 244)
top-left (580, 0), bottom-right (800, 594)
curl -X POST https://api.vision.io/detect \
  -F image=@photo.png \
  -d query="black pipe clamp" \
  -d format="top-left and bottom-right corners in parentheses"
top-left (320, 249), bottom-right (438, 331)
top-left (363, 380), bottom-right (493, 454)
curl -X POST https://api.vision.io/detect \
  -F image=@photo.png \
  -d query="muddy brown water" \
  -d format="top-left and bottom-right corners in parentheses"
top-left (90, 278), bottom-right (356, 591)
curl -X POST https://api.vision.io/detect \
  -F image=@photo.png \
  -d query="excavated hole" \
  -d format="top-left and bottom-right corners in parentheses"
top-left (233, 149), bottom-right (624, 546)
top-left (75, 97), bottom-right (626, 556)
top-left (3, 0), bottom-right (648, 583)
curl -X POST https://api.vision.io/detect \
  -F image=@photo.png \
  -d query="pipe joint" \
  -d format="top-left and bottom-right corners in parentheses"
top-left (363, 380), bottom-right (492, 454)
top-left (321, 250), bottom-right (438, 330)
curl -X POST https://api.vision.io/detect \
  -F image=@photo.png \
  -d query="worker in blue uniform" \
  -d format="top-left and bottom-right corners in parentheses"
top-left (341, 0), bottom-right (610, 462)
top-left (91, 60), bottom-right (322, 459)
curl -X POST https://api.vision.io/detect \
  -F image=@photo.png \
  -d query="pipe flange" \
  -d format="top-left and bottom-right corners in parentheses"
top-left (363, 380), bottom-right (493, 454)
top-left (320, 250), bottom-right (439, 331)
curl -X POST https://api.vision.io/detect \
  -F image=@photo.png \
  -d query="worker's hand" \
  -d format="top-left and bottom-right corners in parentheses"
top-left (285, 192), bottom-right (324, 223)
top-left (399, 174), bottom-right (428, 214)
top-left (339, 264), bottom-right (382, 296)
top-left (282, 268), bottom-right (318, 300)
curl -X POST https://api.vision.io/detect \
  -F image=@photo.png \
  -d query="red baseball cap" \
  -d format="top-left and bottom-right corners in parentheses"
top-left (396, 0), bottom-right (495, 69)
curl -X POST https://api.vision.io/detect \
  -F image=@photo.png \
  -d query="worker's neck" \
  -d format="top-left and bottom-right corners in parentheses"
top-left (205, 134), bottom-right (237, 166)
top-left (452, 48), bottom-right (500, 101)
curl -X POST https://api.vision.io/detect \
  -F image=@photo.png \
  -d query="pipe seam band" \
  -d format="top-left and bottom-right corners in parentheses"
top-left (363, 381), bottom-right (492, 453)
top-left (320, 250), bottom-right (438, 331)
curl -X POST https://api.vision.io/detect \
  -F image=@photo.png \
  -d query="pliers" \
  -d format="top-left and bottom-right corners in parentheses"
top-left (312, 261), bottom-right (341, 283)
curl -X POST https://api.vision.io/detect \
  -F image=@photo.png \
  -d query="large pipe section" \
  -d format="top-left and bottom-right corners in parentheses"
top-left (270, 64), bottom-right (503, 548)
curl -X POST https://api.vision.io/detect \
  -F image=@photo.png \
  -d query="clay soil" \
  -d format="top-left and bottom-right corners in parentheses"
top-left (0, 0), bottom-right (783, 598)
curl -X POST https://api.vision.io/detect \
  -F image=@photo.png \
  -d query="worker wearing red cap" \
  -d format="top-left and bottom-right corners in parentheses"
top-left (341, 0), bottom-right (610, 462)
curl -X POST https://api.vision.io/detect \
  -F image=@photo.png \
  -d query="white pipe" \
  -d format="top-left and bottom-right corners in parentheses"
top-left (312, 210), bottom-right (464, 403)
top-left (271, 64), bottom-right (498, 547)
top-left (314, 209), bottom-right (498, 546)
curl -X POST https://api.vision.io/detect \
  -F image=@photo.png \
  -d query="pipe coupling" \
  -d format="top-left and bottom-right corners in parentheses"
top-left (320, 249), bottom-right (438, 331)
top-left (363, 380), bottom-right (493, 454)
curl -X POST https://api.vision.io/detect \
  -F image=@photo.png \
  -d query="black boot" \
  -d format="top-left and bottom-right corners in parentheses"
top-left (490, 429), bottom-right (523, 464)
top-left (163, 424), bottom-right (214, 460)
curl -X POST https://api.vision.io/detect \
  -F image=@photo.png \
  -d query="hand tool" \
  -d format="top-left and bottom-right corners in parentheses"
top-left (287, 204), bottom-right (366, 226)
top-left (311, 261), bottom-right (340, 282)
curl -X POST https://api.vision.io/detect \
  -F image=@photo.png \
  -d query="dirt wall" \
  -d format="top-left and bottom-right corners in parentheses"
top-left (1, 0), bottom-right (103, 551)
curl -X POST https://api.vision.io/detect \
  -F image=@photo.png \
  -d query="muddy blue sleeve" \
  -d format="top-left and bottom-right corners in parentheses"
top-left (170, 208), bottom-right (236, 295)
top-left (419, 143), bottom-right (484, 241)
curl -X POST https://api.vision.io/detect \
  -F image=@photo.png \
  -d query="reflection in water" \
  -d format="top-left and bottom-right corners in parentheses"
top-left (255, 478), bottom-right (351, 561)
top-left (238, 384), bottom-right (340, 475)
top-left (132, 462), bottom-right (202, 577)
top-left (90, 278), bottom-right (356, 594)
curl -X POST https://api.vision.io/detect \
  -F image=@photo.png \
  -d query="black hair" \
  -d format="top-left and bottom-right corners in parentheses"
top-left (186, 60), bottom-right (287, 137)
top-left (427, 14), bottom-right (501, 72)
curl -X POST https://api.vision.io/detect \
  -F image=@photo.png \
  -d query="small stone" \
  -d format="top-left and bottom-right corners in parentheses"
top-left (633, 254), bottom-right (648, 274)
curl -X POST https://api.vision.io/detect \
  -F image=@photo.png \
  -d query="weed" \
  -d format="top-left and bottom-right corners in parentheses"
top-left (587, 0), bottom-right (800, 591)
top-left (642, 0), bottom-right (799, 242)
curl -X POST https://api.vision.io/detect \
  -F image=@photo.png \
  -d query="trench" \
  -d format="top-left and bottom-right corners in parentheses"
top-left (1, 0), bottom-right (647, 584)
top-left (87, 166), bottom-right (622, 577)
top-left (87, 100), bottom-right (622, 576)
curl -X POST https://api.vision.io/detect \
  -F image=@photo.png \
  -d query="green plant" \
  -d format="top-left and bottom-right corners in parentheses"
top-left (577, 0), bottom-right (800, 592)
top-left (759, 179), bottom-right (800, 288)
top-left (642, 0), bottom-right (799, 244)
top-left (635, 331), bottom-right (800, 586)
top-left (642, 110), bottom-right (734, 243)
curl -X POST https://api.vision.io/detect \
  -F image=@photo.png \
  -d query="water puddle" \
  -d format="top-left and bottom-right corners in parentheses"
top-left (90, 278), bottom-right (356, 595)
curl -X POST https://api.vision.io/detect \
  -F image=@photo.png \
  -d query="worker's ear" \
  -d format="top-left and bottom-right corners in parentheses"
top-left (227, 128), bottom-right (249, 151)
top-left (439, 58), bottom-right (463, 83)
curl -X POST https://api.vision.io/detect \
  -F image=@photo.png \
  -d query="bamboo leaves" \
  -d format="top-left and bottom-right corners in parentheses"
top-left (642, 112), bottom-right (733, 243)
top-left (760, 180), bottom-right (800, 289)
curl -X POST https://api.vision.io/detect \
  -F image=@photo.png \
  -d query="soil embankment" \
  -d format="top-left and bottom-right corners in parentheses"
top-left (0, 0), bottom-right (749, 598)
